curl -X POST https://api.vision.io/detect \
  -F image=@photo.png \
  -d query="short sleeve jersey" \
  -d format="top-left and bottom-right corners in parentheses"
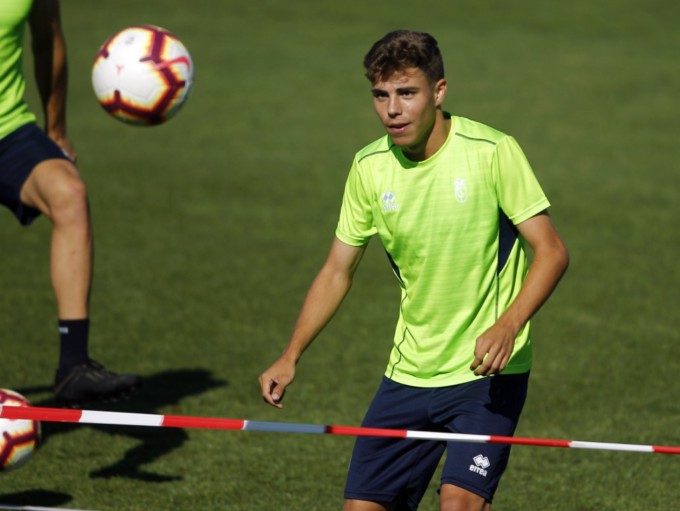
top-left (0, 0), bottom-right (37, 139)
top-left (336, 115), bottom-right (550, 387)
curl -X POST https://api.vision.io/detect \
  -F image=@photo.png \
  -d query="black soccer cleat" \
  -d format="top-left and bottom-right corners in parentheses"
top-left (54, 359), bottom-right (142, 407)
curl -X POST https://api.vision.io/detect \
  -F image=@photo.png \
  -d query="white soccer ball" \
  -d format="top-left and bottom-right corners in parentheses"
top-left (0, 389), bottom-right (41, 472)
top-left (92, 25), bottom-right (194, 126)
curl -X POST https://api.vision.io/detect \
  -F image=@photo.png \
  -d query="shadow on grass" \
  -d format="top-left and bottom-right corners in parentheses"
top-left (16, 368), bottom-right (226, 483)
top-left (0, 489), bottom-right (74, 508)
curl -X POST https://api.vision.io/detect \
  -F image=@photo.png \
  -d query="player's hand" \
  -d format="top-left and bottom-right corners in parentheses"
top-left (259, 356), bottom-right (296, 409)
top-left (48, 132), bottom-right (78, 163)
top-left (470, 323), bottom-right (517, 376)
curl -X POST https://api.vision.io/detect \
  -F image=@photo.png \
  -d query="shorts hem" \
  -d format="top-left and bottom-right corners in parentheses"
top-left (0, 123), bottom-right (69, 225)
top-left (440, 478), bottom-right (493, 503)
top-left (344, 490), bottom-right (396, 503)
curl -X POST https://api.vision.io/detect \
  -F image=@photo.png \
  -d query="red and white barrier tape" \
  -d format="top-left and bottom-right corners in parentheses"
top-left (1, 405), bottom-right (679, 455)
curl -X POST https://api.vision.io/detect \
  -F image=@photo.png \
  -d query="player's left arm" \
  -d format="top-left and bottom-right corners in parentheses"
top-left (471, 211), bottom-right (569, 376)
top-left (28, 0), bottom-right (76, 160)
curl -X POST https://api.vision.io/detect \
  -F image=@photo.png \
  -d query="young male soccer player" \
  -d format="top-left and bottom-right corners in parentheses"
top-left (0, 0), bottom-right (141, 405)
top-left (260, 30), bottom-right (569, 510)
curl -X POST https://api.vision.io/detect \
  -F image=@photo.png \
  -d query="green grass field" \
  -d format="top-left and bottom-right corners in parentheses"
top-left (1, 0), bottom-right (679, 509)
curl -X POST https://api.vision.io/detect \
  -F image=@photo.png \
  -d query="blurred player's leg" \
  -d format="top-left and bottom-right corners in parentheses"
top-left (21, 158), bottom-right (91, 320)
top-left (21, 158), bottom-right (141, 406)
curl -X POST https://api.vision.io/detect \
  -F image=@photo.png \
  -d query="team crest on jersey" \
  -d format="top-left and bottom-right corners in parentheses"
top-left (381, 191), bottom-right (399, 211)
top-left (454, 179), bottom-right (468, 204)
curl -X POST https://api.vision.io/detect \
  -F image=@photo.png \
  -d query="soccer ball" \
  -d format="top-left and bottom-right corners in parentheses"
top-left (92, 25), bottom-right (194, 126)
top-left (0, 389), bottom-right (40, 472)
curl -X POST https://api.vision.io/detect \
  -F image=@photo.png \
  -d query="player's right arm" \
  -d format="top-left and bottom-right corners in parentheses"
top-left (28, 0), bottom-right (76, 160)
top-left (259, 237), bottom-right (366, 408)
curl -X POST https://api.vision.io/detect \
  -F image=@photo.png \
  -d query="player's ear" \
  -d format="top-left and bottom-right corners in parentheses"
top-left (434, 79), bottom-right (447, 106)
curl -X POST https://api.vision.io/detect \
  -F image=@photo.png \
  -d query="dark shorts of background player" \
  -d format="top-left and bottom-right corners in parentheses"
top-left (344, 372), bottom-right (529, 510)
top-left (0, 122), bottom-right (69, 226)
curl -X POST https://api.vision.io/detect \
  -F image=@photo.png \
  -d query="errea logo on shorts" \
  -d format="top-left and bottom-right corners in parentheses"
top-left (469, 454), bottom-right (490, 477)
top-left (381, 191), bottom-right (399, 211)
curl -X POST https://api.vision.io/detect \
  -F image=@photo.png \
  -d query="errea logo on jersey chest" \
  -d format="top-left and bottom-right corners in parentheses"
top-left (381, 191), bottom-right (399, 211)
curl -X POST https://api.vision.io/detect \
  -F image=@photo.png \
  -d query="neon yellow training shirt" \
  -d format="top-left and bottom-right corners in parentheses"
top-left (0, 0), bottom-right (37, 139)
top-left (336, 114), bottom-right (551, 387)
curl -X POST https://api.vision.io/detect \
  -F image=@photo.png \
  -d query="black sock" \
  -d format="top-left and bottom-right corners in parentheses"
top-left (58, 319), bottom-right (90, 370)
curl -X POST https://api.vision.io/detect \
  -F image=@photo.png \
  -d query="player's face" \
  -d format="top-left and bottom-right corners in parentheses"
top-left (371, 68), bottom-right (447, 161)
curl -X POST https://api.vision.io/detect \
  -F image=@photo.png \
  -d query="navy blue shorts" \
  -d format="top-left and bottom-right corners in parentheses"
top-left (344, 373), bottom-right (529, 509)
top-left (0, 123), bottom-right (69, 225)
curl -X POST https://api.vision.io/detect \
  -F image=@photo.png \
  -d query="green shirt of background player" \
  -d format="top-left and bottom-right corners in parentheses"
top-left (260, 30), bottom-right (569, 511)
top-left (0, 0), bottom-right (140, 405)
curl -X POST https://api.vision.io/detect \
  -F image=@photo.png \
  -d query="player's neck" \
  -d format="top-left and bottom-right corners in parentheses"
top-left (403, 110), bottom-right (451, 162)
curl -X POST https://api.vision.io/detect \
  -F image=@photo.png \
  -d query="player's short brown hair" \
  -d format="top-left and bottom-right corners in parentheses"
top-left (363, 30), bottom-right (444, 85)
